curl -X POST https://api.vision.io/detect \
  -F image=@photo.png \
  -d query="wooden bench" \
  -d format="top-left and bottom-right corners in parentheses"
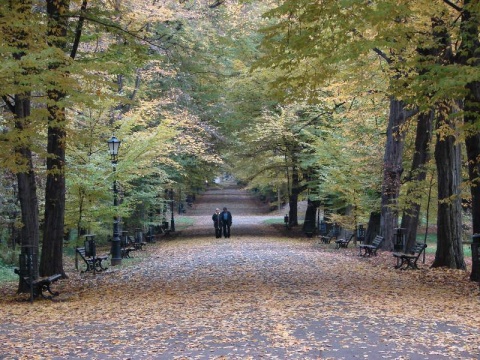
top-left (161, 222), bottom-right (171, 235)
top-left (76, 247), bottom-right (109, 272)
top-left (335, 232), bottom-right (354, 249)
top-left (359, 235), bottom-right (384, 257)
top-left (130, 235), bottom-right (147, 251)
top-left (318, 230), bottom-right (336, 244)
top-left (393, 242), bottom-right (427, 270)
top-left (14, 270), bottom-right (62, 301)
top-left (121, 237), bottom-right (137, 259)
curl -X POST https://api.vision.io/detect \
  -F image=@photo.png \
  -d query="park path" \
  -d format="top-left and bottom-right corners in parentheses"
top-left (178, 184), bottom-right (282, 236)
top-left (0, 184), bottom-right (479, 359)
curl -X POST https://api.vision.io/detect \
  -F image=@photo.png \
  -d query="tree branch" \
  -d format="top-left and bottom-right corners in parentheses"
top-left (372, 47), bottom-right (393, 64)
top-left (2, 95), bottom-right (15, 114)
top-left (443, 0), bottom-right (462, 12)
top-left (209, 1), bottom-right (226, 8)
top-left (65, 14), bottom-right (169, 50)
top-left (70, 0), bottom-right (88, 59)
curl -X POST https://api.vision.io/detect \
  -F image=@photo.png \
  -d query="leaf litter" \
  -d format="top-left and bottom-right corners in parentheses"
top-left (0, 187), bottom-right (479, 359)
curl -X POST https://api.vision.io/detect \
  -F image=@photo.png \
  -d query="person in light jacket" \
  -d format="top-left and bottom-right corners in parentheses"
top-left (212, 208), bottom-right (222, 238)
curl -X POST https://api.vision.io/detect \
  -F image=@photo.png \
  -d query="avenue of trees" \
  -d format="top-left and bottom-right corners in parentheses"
top-left (1, 0), bottom-right (479, 287)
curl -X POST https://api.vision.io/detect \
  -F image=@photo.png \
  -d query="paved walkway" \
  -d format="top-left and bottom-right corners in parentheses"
top-left (0, 185), bottom-right (479, 359)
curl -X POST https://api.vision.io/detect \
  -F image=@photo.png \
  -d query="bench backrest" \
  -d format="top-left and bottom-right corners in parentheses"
top-left (411, 242), bottom-right (427, 255)
top-left (372, 235), bottom-right (384, 248)
top-left (325, 230), bottom-right (334, 238)
top-left (76, 247), bottom-right (88, 259)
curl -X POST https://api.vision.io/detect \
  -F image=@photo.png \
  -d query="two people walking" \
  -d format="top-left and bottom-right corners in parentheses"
top-left (212, 207), bottom-right (232, 238)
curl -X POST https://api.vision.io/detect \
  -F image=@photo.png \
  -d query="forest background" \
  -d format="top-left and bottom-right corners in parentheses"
top-left (0, 0), bottom-right (480, 288)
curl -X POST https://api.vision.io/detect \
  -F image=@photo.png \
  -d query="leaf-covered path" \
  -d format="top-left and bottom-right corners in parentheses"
top-left (1, 185), bottom-right (479, 359)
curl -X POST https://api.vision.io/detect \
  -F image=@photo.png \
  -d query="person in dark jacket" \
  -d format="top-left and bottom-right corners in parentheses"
top-left (220, 207), bottom-right (232, 238)
top-left (212, 208), bottom-right (222, 238)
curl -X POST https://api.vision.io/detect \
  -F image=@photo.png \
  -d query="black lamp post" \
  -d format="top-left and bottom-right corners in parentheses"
top-left (107, 136), bottom-right (122, 266)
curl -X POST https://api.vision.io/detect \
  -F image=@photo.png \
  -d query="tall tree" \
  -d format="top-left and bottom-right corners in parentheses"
top-left (457, 0), bottom-right (480, 279)
top-left (400, 111), bottom-right (434, 250)
top-left (0, 0), bottom-right (43, 290)
top-left (40, 0), bottom-right (72, 276)
top-left (432, 101), bottom-right (466, 269)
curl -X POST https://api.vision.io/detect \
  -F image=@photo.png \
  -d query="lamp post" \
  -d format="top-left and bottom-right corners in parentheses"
top-left (107, 136), bottom-right (122, 266)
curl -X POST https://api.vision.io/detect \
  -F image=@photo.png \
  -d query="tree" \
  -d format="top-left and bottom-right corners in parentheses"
top-left (40, 0), bottom-right (71, 277)
top-left (0, 0), bottom-right (45, 290)
top-left (432, 101), bottom-right (466, 269)
top-left (456, 0), bottom-right (480, 279)
top-left (400, 111), bottom-right (434, 251)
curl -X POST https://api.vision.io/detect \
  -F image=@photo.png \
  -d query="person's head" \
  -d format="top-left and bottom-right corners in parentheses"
top-left (223, 207), bottom-right (227, 211)
top-left (215, 208), bottom-right (220, 213)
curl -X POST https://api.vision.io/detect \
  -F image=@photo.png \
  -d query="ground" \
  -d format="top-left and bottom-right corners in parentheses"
top-left (0, 185), bottom-right (479, 359)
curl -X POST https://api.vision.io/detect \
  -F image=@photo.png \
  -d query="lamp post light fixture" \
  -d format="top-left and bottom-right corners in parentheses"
top-left (107, 136), bottom-right (122, 266)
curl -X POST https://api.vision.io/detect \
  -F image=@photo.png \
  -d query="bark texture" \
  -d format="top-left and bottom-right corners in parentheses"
top-left (39, 0), bottom-right (70, 277)
top-left (400, 111), bottom-right (434, 250)
top-left (380, 98), bottom-right (408, 250)
top-left (432, 102), bottom-right (465, 269)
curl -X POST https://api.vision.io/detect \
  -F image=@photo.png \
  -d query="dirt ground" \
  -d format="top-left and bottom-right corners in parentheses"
top-left (0, 185), bottom-right (479, 359)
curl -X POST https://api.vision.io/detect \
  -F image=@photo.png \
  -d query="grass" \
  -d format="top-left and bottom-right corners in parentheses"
top-left (0, 265), bottom-right (17, 282)
top-left (263, 218), bottom-right (284, 225)
top-left (416, 232), bottom-right (473, 256)
top-left (175, 216), bottom-right (195, 229)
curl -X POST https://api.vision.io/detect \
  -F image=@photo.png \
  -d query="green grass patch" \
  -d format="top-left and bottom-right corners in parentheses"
top-left (416, 233), bottom-right (473, 256)
top-left (174, 217), bottom-right (195, 230)
top-left (263, 218), bottom-right (284, 225)
top-left (0, 265), bottom-right (17, 282)
top-left (175, 217), bottom-right (195, 226)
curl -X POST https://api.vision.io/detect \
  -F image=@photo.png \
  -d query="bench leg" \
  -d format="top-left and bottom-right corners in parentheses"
top-left (94, 259), bottom-right (108, 272)
top-left (394, 257), bottom-right (405, 269)
top-left (405, 258), bottom-right (417, 270)
top-left (40, 283), bottom-right (59, 299)
top-left (81, 261), bottom-right (94, 273)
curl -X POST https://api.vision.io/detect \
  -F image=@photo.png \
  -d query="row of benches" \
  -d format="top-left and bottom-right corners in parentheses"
top-left (75, 227), bottom-right (174, 274)
top-left (319, 232), bottom-right (427, 270)
top-left (14, 229), bottom-right (171, 301)
top-left (75, 234), bottom-right (150, 273)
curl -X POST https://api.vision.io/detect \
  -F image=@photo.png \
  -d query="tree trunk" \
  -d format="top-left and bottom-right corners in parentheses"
top-left (401, 110), bottom-right (434, 250)
top-left (457, 0), bottom-right (480, 279)
top-left (380, 98), bottom-right (408, 250)
top-left (302, 199), bottom-right (319, 234)
top-left (365, 212), bottom-right (381, 244)
top-left (6, 1), bottom-right (41, 293)
top-left (40, 0), bottom-right (70, 277)
top-left (14, 94), bottom-right (41, 293)
top-left (288, 164), bottom-right (300, 227)
top-left (432, 102), bottom-right (465, 269)
top-left (459, 0), bottom-right (480, 235)
top-left (40, 95), bottom-right (67, 276)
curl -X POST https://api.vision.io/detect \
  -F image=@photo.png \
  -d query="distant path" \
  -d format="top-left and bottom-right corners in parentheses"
top-left (179, 184), bottom-right (281, 237)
